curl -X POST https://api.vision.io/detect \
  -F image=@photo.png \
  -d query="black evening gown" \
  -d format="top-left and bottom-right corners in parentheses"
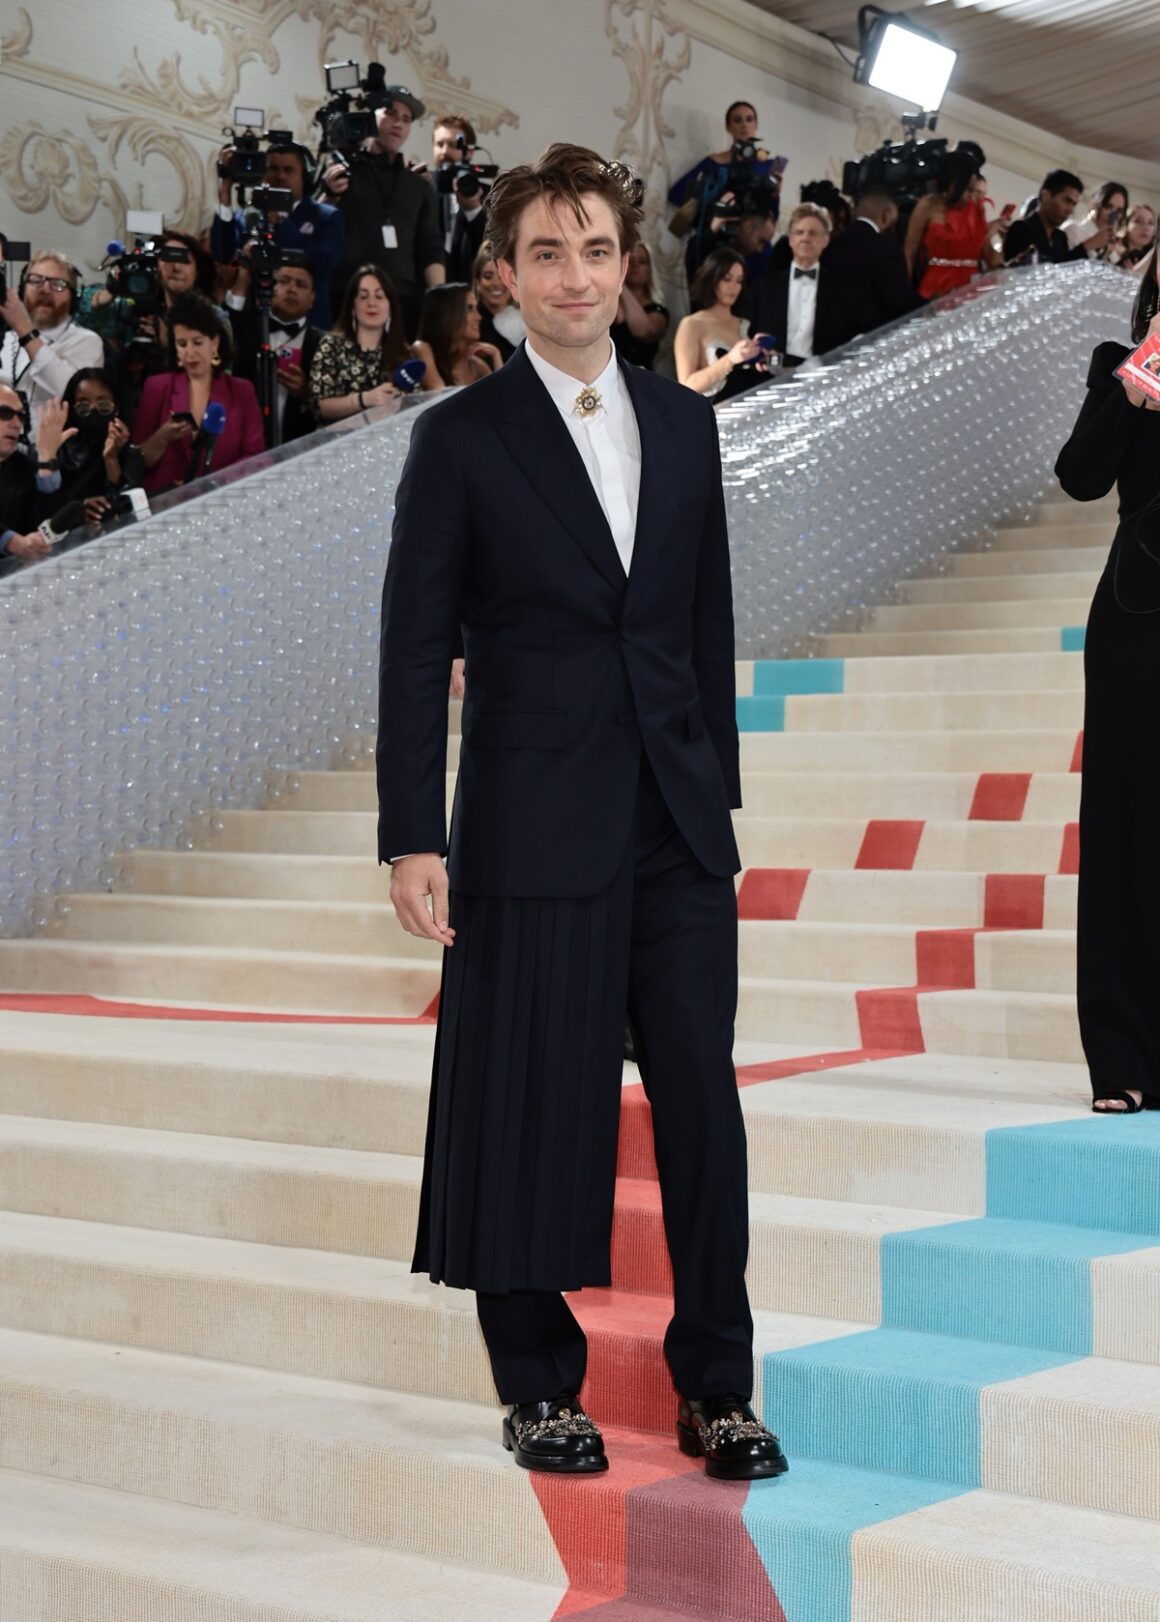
top-left (1056, 340), bottom-right (1160, 1103)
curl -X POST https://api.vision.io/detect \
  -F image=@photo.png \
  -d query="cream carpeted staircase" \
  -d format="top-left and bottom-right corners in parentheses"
top-left (1, 486), bottom-right (1159, 1621)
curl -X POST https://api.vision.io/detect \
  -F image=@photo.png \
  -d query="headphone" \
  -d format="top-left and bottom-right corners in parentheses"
top-left (18, 255), bottom-right (80, 317)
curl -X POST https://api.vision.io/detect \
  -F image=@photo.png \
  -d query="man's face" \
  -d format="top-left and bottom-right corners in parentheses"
top-left (272, 266), bottom-right (314, 320)
top-left (376, 100), bottom-right (413, 155)
top-left (433, 124), bottom-right (470, 169)
top-left (1042, 185), bottom-right (1080, 228)
top-left (788, 216), bottom-right (829, 268)
top-left (737, 213), bottom-right (774, 251)
top-left (726, 104), bottom-right (758, 144)
top-left (265, 149), bottom-right (305, 200)
top-left (159, 242), bottom-right (196, 296)
top-left (497, 193), bottom-right (627, 354)
top-left (23, 259), bottom-right (73, 327)
top-left (0, 385), bottom-right (23, 458)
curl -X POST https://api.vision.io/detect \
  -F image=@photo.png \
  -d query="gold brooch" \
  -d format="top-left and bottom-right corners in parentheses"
top-left (574, 386), bottom-right (602, 419)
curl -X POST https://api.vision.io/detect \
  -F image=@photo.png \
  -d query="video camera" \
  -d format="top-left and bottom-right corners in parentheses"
top-left (708, 137), bottom-right (783, 223)
top-left (218, 108), bottom-right (297, 187)
top-left (0, 235), bottom-right (31, 306)
top-left (842, 114), bottom-right (957, 207)
top-left (104, 211), bottom-right (189, 315)
top-left (435, 130), bottom-right (499, 202)
top-left (315, 60), bottom-right (386, 157)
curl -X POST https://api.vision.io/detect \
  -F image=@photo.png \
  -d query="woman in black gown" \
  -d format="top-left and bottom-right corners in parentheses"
top-left (1056, 241), bottom-right (1160, 1112)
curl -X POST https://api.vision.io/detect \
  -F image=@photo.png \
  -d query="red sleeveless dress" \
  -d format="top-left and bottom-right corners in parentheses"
top-left (918, 201), bottom-right (989, 300)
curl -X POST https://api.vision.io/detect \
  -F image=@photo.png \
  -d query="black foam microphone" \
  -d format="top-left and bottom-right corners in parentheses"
top-left (37, 500), bottom-right (87, 547)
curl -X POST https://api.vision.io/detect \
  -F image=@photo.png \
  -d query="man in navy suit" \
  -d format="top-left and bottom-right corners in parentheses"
top-left (377, 144), bottom-right (786, 1483)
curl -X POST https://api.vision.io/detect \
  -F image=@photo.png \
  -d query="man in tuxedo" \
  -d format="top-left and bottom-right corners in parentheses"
top-left (745, 203), bottom-right (864, 364)
top-left (823, 189), bottom-right (921, 332)
top-left (378, 144), bottom-right (786, 1484)
top-left (226, 261), bottom-right (323, 445)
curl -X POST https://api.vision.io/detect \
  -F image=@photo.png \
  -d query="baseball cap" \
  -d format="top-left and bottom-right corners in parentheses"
top-left (382, 85), bottom-right (426, 120)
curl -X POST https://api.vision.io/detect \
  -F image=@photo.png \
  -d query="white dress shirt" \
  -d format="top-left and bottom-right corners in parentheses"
top-left (524, 338), bottom-right (642, 576)
top-left (786, 263), bottom-right (820, 360)
top-left (0, 320), bottom-right (104, 435)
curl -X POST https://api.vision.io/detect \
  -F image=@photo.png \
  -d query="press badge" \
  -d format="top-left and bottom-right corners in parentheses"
top-left (381, 223), bottom-right (399, 249)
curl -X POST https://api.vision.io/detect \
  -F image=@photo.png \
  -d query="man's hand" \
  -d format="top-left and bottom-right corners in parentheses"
top-left (390, 853), bottom-right (455, 946)
top-left (6, 531), bottom-right (51, 562)
top-left (36, 398), bottom-right (77, 463)
top-left (218, 146), bottom-right (235, 206)
top-left (278, 361), bottom-right (308, 399)
top-left (83, 495), bottom-right (111, 525)
top-left (323, 162), bottom-right (351, 196)
top-left (449, 657), bottom-right (465, 698)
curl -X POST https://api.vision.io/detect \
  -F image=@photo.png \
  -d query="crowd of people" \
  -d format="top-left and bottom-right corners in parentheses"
top-left (1, 83), bottom-right (1156, 570)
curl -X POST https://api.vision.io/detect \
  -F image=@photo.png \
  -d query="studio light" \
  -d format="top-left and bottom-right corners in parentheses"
top-left (854, 7), bottom-right (958, 113)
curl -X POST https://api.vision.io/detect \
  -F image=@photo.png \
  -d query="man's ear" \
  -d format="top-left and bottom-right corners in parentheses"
top-left (496, 255), bottom-right (519, 304)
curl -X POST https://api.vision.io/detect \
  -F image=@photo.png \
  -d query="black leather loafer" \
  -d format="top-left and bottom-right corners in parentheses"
top-left (677, 1393), bottom-right (789, 1481)
top-left (502, 1393), bottom-right (608, 1473)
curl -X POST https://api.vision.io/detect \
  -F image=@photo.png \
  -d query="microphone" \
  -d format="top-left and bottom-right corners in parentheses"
top-left (37, 500), bottom-right (87, 548)
top-left (392, 357), bottom-right (426, 394)
top-left (105, 240), bottom-right (126, 260)
top-left (199, 402), bottom-right (227, 475)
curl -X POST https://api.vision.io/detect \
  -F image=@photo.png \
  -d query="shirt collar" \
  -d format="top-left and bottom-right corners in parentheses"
top-left (857, 217), bottom-right (881, 234)
top-left (525, 338), bottom-right (620, 419)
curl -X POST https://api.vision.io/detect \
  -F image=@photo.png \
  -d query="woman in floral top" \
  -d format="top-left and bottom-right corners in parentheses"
top-left (309, 264), bottom-right (416, 420)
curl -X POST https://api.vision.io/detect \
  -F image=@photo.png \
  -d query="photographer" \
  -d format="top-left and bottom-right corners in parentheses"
top-left (226, 260), bottom-right (324, 443)
top-left (52, 368), bottom-right (143, 522)
top-left (0, 385), bottom-right (69, 568)
top-left (667, 100), bottom-right (783, 279)
top-left (424, 115), bottom-right (489, 284)
top-left (323, 85), bottom-right (445, 337)
top-left (211, 139), bottom-right (344, 328)
top-left (0, 251), bottom-right (103, 434)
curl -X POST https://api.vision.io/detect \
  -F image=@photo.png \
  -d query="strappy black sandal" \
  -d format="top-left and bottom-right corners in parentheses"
top-left (1091, 1092), bottom-right (1160, 1114)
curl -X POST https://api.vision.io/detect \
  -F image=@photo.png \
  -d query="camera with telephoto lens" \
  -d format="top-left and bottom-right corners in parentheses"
top-left (842, 117), bottom-right (978, 208)
top-left (708, 137), bottom-right (781, 223)
top-left (314, 60), bottom-right (387, 157)
top-left (434, 132), bottom-right (499, 201)
top-left (0, 235), bottom-right (32, 306)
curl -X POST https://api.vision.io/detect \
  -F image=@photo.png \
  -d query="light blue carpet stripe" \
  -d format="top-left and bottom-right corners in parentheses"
top-left (753, 658), bottom-right (846, 696)
top-left (760, 1328), bottom-right (1070, 1489)
top-left (736, 694), bottom-right (785, 732)
top-left (881, 1217), bottom-right (1152, 1356)
top-left (986, 1116), bottom-right (1160, 1235)
top-left (741, 1458), bottom-right (964, 1622)
top-left (1061, 626), bottom-right (1086, 651)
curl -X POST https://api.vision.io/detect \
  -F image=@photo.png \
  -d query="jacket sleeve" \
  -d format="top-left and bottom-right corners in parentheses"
top-left (377, 409), bottom-right (469, 862)
top-left (26, 324), bottom-right (103, 398)
top-left (132, 374), bottom-right (167, 446)
top-left (1055, 343), bottom-right (1140, 502)
top-left (412, 181), bottom-right (446, 275)
top-left (209, 212), bottom-right (242, 264)
top-left (692, 403), bottom-right (741, 808)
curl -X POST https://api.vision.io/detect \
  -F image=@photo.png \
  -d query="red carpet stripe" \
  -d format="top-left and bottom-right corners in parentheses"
top-left (855, 819), bottom-right (924, 870)
top-left (737, 868), bottom-right (810, 920)
top-left (969, 773), bottom-right (1031, 821)
top-left (984, 873), bottom-right (1046, 930)
top-left (1070, 730), bottom-right (1084, 772)
top-left (856, 987), bottom-right (925, 1051)
top-left (1059, 823), bottom-right (1080, 875)
top-left (915, 929), bottom-right (977, 989)
top-left (0, 992), bottom-right (440, 1023)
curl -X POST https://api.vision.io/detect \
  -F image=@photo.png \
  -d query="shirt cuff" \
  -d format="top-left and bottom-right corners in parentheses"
top-left (35, 471), bottom-right (62, 494)
top-left (216, 203), bottom-right (234, 223)
top-left (225, 290), bottom-right (247, 311)
top-left (0, 530), bottom-right (14, 553)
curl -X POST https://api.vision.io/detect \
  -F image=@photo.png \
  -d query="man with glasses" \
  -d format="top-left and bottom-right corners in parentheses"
top-left (0, 251), bottom-right (103, 434)
top-left (0, 383), bottom-right (71, 571)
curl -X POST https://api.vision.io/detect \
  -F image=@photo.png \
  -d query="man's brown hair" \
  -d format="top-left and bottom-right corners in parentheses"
top-left (484, 142), bottom-right (643, 265)
top-left (434, 113), bottom-right (478, 149)
top-left (788, 202), bottom-right (832, 234)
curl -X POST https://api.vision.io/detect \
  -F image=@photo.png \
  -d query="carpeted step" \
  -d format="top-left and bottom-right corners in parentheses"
top-left (735, 817), bottom-right (1072, 874)
top-left (903, 570), bottom-right (1099, 605)
top-left (781, 690), bottom-right (1083, 732)
top-left (947, 545), bottom-right (1106, 576)
top-left (737, 921), bottom-right (1074, 992)
top-left (741, 868), bottom-right (1077, 926)
top-left (121, 849), bottom-right (385, 902)
top-left (837, 649), bottom-right (1083, 690)
top-left (0, 939), bottom-right (439, 1016)
top-left (867, 598), bottom-right (1093, 632)
top-left (814, 628), bottom-right (1078, 656)
top-left (741, 770), bottom-right (1079, 822)
top-left (739, 729), bottom-right (1080, 771)
top-left (0, 1469), bottom-right (566, 1622)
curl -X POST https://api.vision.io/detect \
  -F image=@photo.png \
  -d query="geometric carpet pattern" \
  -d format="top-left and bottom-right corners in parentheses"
top-left (1, 485), bottom-right (1159, 1618)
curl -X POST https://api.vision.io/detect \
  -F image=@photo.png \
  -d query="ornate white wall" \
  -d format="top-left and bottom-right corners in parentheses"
top-left (2, 0), bottom-right (1157, 317)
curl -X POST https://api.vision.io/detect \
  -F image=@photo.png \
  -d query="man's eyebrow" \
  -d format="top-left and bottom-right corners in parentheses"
top-left (524, 235), bottom-right (618, 250)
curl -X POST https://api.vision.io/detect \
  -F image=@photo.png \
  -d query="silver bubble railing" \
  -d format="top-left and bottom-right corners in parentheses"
top-left (0, 263), bottom-right (1135, 936)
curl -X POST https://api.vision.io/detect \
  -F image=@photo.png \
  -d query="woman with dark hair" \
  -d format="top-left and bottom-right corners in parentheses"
top-left (309, 264), bottom-right (412, 420)
top-left (413, 283), bottom-right (502, 389)
top-left (55, 368), bottom-right (144, 518)
top-left (1066, 180), bottom-right (1129, 258)
top-left (905, 148), bottom-right (1006, 300)
top-left (132, 290), bottom-right (264, 493)
top-left (673, 247), bottom-right (762, 400)
top-left (1056, 227), bottom-right (1160, 1114)
top-left (473, 244), bottom-right (525, 363)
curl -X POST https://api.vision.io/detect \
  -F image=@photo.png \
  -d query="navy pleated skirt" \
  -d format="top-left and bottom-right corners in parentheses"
top-left (412, 870), bottom-right (632, 1293)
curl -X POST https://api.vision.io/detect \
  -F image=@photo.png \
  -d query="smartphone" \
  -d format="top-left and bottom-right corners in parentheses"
top-left (999, 203), bottom-right (1017, 222)
top-left (171, 411), bottom-right (197, 429)
top-left (1108, 208), bottom-right (1123, 230)
top-left (770, 155), bottom-right (789, 178)
top-left (276, 346), bottom-right (302, 370)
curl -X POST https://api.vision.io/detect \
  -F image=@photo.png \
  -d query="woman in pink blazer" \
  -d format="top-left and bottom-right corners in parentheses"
top-left (133, 291), bottom-right (266, 493)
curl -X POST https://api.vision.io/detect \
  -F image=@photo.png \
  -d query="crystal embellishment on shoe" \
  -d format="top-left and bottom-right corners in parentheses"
top-left (699, 1409), bottom-right (775, 1450)
top-left (513, 1406), bottom-right (600, 1446)
top-left (676, 1393), bottom-right (789, 1481)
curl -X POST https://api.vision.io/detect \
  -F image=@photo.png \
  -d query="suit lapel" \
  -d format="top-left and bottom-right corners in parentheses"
top-left (619, 356), bottom-right (678, 614)
top-left (495, 346), bottom-right (626, 594)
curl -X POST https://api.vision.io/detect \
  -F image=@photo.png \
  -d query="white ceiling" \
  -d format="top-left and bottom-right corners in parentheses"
top-left (750, 0), bottom-right (1160, 165)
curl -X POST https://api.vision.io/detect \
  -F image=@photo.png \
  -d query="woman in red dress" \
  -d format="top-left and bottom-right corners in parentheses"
top-left (905, 149), bottom-right (1007, 302)
top-left (133, 291), bottom-right (265, 494)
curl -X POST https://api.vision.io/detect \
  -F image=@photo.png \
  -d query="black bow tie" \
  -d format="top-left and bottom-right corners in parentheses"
top-left (269, 318), bottom-right (305, 337)
top-left (793, 267), bottom-right (818, 281)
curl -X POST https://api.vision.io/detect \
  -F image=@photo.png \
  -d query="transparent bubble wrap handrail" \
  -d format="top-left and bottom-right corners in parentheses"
top-left (0, 264), bottom-right (1135, 935)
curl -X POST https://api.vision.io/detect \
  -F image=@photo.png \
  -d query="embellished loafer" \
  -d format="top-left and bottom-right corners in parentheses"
top-left (502, 1392), bottom-right (608, 1473)
top-left (677, 1393), bottom-right (789, 1481)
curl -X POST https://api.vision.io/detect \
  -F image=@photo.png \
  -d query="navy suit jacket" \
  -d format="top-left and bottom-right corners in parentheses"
top-left (377, 342), bottom-right (742, 897)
